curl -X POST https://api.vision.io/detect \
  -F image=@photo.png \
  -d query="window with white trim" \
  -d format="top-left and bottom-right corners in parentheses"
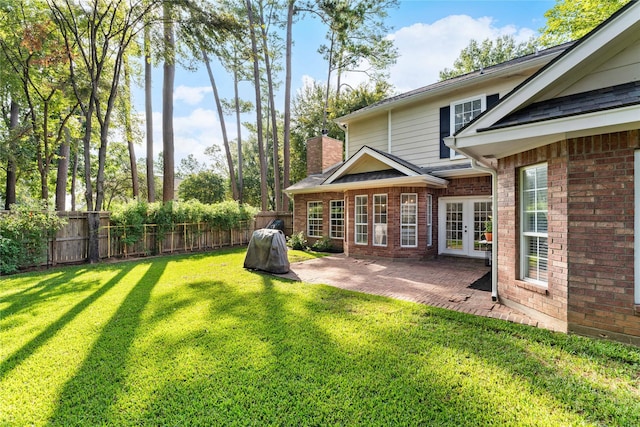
top-left (449, 95), bottom-right (486, 158)
top-left (521, 164), bottom-right (548, 284)
top-left (427, 194), bottom-right (433, 247)
top-left (355, 195), bottom-right (368, 245)
top-left (330, 200), bottom-right (344, 239)
top-left (401, 193), bottom-right (418, 248)
top-left (307, 201), bottom-right (323, 238)
top-left (373, 194), bottom-right (387, 246)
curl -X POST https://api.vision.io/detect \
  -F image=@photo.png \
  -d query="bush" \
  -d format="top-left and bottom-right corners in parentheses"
top-left (311, 235), bottom-right (335, 253)
top-left (0, 201), bottom-right (67, 274)
top-left (110, 200), bottom-right (259, 245)
top-left (286, 231), bottom-right (307, 251)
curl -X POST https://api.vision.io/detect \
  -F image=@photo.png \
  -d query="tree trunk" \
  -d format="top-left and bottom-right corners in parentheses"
top-left (233, 51), bottom-right (243, 203)
top-left (55, 127), bottom-right (71, 211)
top-left (123, 58), bottom-right (139, 198)
top-left (257, 0), bottom-right (281, 211)
top-left (282, 0), bottom-right (294, 211)
top-left (202, 48), bottom-right (238, 200)
top-left (71, 147), bottom-right (78, 211)
top-left (144, 22), bottom-right (155, 202)
top-left (162, 2), bottom-right (175, 203)
top-left (4, 100), bottom-right (19, 210)
top-left (246, 0), bottom-right (268, 211)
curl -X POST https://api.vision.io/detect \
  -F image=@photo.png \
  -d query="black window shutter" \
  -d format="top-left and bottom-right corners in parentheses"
top-left (439, 106), bottom-right (450, 159)
top-left (487, 93), bottom-right (500, 109)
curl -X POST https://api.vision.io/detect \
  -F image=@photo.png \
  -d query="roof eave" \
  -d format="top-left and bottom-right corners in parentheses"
top-left (284, 175), bottom-right (449, 195)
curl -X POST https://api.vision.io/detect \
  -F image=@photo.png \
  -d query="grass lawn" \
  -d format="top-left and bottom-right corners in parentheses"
top-left (1, 248), bottom-right (640, 426)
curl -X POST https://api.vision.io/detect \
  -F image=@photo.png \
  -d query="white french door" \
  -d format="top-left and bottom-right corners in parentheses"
top-left (438, 197), bottom-right (492, 258)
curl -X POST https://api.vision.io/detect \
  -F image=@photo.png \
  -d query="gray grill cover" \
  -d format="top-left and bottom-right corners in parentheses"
top-left (243, 229), bottom-right (290, 274)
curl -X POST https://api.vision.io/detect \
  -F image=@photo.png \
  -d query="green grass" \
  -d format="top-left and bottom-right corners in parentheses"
top-left (1, 248), bottom-right (639, 426)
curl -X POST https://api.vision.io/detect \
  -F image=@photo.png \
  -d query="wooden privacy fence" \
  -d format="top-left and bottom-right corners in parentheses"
top-left (45, 211), bottom-right (255, 267)
top-left (254, 211), bottom-right (293, 235)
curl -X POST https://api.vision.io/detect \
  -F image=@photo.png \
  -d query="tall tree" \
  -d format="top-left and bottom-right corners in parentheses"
top-left (538, 0), bottom-right (631, 47)
top-left (313, 0), bottom-right (399, 131)
top-left (282, 0), bottom-right (295, 211)
top-left (48, 0), bottom-right (156, 211)
top-left (1, 2), bottom-right (78, 204)
top-left (122, 55), bottom-right (139, 199)
top-left (54, 127), bottom-right (71, 211)
top-left (144, 6), bottom-right (156, 202)
top-left (439, 35), bottom-right (537, 81)
top-left (202, 48), bottom-right (239, 200)
top-left (162, 1), bottom-right (175, 203)
top-left (256, 0), bottom-right (282, 211)
top-left (3, 101), bottom-right (21, 209)
top-left (245, 0), bottom-right (268, 211)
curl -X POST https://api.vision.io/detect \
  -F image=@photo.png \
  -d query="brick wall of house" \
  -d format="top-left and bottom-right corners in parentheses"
top-left (344, 187), bottom-right (438, 259)
top-left (293, 192), bottom-right (346, 251)
top-left (566, 130), bottom-right (640, 341)
top-left (436, 175), bottom-right (492, 197)
top-left (497, 141), bottom-right (570, 329)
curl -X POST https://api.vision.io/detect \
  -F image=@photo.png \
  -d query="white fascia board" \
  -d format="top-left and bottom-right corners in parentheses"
top-left (454, 105), bottom-right (640, 159)
top-left (285, 175), bottom-right (449, 195)
top-left (324, 146), bottom-right (419, 185)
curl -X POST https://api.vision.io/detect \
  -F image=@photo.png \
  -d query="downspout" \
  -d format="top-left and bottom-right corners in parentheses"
top-left (446, 135), bottom-right (498, 301)
top-left (470, 159), bottom-right (498, 302)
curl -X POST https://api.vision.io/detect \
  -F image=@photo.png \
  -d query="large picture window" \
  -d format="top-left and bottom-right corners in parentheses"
top-left (330, 200), bottom-right (344, 239)
top-left (373, 194), bottom-right (387, 246)
top-left (307, 201), bottom-right (323, 238)
top-left (401, 193), bottom-right (418, 247)
top-left (355, 195), bottom-right (368, 245)
top-left (521, 164), bottom-right (548, 284)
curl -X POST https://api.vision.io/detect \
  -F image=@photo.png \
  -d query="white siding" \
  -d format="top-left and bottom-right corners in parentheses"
top-left (559, 42), bottom-right (640, 97)
top-left (389, 77), bottom-right (527, 168)
top-left (347, 113), bottom-right (388, 157)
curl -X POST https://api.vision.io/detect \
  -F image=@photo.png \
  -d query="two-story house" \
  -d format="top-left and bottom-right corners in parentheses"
top-left (286, 0), bottom-right (640, 344)
top-left (286, 41), bottom-right (570, 261)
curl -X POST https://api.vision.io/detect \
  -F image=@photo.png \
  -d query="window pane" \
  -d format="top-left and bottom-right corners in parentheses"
top-left (521, 164), bottom-right (549, 284)
top-left (401, 193), bottom-right (418, 248)
top-left (307, 201), bottom-right (323, 237)
top-left (355, 196), bottom-right (368, 245)
top-left (373, 195), bottom-right (387, 246)
top-left (330, 200), bottom-right (344, 239)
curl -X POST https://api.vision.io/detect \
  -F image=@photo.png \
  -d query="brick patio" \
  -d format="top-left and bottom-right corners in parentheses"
top-left (281, 254), bottom-right (556, 331)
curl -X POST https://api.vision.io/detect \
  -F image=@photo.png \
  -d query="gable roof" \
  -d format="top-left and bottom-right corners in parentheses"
top-left (449, 0), bottom-right (640, 161)
top-left (284, 146), bottom-right (448, 195)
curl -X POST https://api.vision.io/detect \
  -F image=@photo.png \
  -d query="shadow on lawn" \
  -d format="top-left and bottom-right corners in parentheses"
top-left (47, 260), bottom-right (167, 425)
top-left (0, 265), bottom-right (136, 382)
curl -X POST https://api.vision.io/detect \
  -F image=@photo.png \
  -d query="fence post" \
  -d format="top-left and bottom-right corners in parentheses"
top-left (87, 211), bottom-right (100, 263)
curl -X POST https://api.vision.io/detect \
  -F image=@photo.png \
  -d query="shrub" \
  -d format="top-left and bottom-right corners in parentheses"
top-left (311, 235), bottom-right (335, 253)
top-left (110, 200), bottom-right (148, 246)
top-left (286, 231), bottom-right (308, 251)
top-left (0, 201), bottom-right (67, 274)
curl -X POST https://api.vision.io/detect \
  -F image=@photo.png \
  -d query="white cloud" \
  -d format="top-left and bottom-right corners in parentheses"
top-left (138, 108), bottom-right (235, 167)
top-left (388, 15), bottom-right (537, 92)
top-left (174, 85), bottom-right (211, 106)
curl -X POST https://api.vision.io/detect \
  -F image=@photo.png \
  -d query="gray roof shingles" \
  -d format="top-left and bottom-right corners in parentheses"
top-left (486, 81), bottom-right (640, 130)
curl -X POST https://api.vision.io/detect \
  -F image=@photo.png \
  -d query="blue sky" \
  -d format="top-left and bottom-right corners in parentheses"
top-left (135, 0), bottom-right (556, 165)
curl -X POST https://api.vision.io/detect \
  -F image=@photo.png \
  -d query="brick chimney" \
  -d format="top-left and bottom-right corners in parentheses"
top-left (306, 135), bottom-right (343, 176)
